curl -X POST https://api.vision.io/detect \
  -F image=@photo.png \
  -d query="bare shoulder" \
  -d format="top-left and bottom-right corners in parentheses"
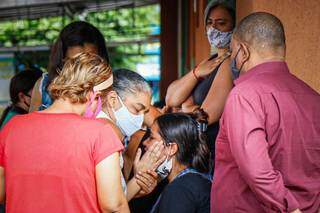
top-left (218, 57), bottom-right (232, 74)
top-left (214, 57), bottom-right (232, 83)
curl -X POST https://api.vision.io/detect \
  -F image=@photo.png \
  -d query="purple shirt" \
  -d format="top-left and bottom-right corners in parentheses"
top-left (211, 62), bottom-right (320, 212)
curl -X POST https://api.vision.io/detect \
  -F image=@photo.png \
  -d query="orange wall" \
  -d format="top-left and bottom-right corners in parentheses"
top-left (187, 0), bottom-right (211, 69)
top-left (237, 0), bottom-right (320, 93)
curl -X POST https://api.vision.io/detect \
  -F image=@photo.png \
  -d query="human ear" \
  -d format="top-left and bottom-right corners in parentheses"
top-left (239, 43), bottom-right (250, 64)
top-left (169, 143), bottom-right (179, 157)
top-left (18, 92), bottom-right (25, 103)
top-left (106, 91), bottom-right (119, 109)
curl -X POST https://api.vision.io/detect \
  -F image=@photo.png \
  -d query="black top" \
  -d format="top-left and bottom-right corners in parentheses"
top-left (129, 129), bottom-right (169, 213)
top-left (192, 54), bottom-right (222, 161)
top-left (153, 173), bottom-right (211, 213)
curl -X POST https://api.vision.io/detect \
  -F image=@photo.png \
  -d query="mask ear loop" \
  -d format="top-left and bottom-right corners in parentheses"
top-left (94, 96), bottom-right (102, 117)
top-left (85, 91), bottom-right (98, 118)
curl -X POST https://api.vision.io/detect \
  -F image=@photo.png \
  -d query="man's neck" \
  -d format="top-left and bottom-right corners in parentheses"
top-left (243, 55), bottom-right (285, 74)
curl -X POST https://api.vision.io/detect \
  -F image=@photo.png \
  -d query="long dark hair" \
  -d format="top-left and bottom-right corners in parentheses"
top-left (0, 69), bottom-right (42, 127)
top-left (156, 109), bottom-right (210, 173)
top-left (48, 21), bottom-right (109, 84)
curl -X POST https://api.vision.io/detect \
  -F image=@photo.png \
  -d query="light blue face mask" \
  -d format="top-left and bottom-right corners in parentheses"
top-left (112, 96), bottom-right (144, 137)
top-left (207, 27), bottom-right (233, 48)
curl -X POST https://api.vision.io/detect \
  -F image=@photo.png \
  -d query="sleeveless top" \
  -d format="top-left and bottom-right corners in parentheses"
top-left (192, 54), bottom-right (223, 162)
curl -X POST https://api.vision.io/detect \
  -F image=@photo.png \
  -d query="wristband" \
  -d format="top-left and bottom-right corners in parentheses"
top-left (192, 66), bottom-right (203, 81)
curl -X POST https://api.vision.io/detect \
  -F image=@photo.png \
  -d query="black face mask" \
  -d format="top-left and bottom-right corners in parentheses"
top-left (230, 46), bottom-right (247, 80)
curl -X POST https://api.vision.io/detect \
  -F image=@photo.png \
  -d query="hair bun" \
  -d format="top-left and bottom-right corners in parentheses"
top-left (191, 108), bottom-right (208, 124)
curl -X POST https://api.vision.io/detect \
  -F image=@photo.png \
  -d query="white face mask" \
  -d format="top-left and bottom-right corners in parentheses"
top-left (112, 96), bottom-right (144, 137)
top-left (156, 157), bottom-right (173, 180)
top-left (207, 27), bottom-right (232, 48)
top-left (156, 144), bottom-right (173, 179)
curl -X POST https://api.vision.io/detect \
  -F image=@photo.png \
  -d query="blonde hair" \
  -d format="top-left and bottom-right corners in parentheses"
top-left (49, 52), bottom-right (112, 103)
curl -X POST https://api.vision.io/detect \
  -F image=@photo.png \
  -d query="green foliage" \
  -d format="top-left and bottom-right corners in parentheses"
top-left (0, 4), bottom-right (160, 70)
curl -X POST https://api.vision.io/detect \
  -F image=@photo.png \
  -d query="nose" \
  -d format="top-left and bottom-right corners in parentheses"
top-left (206, 22), bottom-right (216, 30)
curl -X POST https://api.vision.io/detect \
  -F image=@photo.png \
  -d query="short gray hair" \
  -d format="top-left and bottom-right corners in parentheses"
top-left (234, 12), bottom-right (286, 50)
top-left (113, 68), bottom-right (151, 99)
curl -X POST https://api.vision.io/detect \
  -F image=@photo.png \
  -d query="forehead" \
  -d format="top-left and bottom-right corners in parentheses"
top-left (208, 5), bottom-right (232, 20)
top-left (124, 91), bottom-right (151, 105)
top-left (150, 122), bottom-right (161, 137)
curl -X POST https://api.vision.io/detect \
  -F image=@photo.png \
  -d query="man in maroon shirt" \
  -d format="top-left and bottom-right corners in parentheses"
top-left (211, 12), bottom-right (320, 213)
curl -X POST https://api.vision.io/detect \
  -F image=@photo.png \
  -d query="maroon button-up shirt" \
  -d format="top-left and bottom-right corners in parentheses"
top-left (211, 61), bottom-right (320, 212)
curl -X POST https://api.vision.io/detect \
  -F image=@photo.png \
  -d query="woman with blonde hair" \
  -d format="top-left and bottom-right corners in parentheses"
top-left (0, 52), bottom-right (129, 213)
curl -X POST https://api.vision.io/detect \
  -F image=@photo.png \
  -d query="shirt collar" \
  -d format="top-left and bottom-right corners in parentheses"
top-left (234, 61), bottom-right (289, 85)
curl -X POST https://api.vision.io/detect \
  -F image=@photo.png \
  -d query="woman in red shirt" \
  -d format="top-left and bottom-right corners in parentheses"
top-left (0, 52), bottom-right (129, 213)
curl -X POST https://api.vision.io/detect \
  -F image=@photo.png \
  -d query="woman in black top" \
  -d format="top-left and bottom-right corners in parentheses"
top-left (149, 110), bottom-right (211, 213)
top-left (166, 0), bottom-right (236, 160)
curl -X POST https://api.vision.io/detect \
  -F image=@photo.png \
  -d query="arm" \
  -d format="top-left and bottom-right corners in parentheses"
top-left (224, 93), bottom-right (300, 212)
top-left (123, 130), bottom-right (146, 181)
top-left (0, 167), bottom-right (4, 204)
top-left (201, 58), bottom-right (234, 124)
top-left (96, 152), bottom-right (129, 213)
top-left (29, 78), bottom-right (42, 112)
top-left (126, 142), bottom-right (165, 200)
top-left (165, 68), bottom-right (199, 107)
top-left (181, 96), bottom-right (199, 113)
top-left (126, 170), bottom-right (159, 201)
top-left (166, 57), bottom-right (224, 107)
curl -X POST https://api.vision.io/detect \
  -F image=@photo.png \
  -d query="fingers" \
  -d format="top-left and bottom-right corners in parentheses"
top-left (146, 170), bottom-right (159, 180)
top-left (134, 148), bottom-right (142, 166)
top-left (149, 141), bottom-right (164, 162)
top-left (143, 141), bottom-right (163, 164)
top-left (136, 179), bottom-right (150, 193)
top-left (136, 172), bottom-right (152, 192)
top-left (153, 155), bottom-right (166, 171)
top-left (142, 140), bottom-right (159, 160)
top-left (136, 171), bottom-right (158, 195)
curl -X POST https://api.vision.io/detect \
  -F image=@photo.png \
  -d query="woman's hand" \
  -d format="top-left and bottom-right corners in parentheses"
top-left (133, 141), bottom-right (165, 175)
top-left (135, 170), bottom-right (159, 197)
top-left (195, 52), bottom-right (231, 79)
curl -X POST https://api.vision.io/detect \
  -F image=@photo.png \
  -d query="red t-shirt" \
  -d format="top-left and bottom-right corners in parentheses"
top-left (0, 112), bottom-right (123, 213)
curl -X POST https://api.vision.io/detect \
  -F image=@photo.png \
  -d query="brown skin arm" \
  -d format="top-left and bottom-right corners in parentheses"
top-left (201, 57), bottom-right (233, 124)
top-left (0, 167), bottom-right (4, 204)
top-left (29, 78), bottom-right (42, 112)
top-left (181, 58), bottom-right (234, 124)
top-left (122, 130), bottom-right (146, 181)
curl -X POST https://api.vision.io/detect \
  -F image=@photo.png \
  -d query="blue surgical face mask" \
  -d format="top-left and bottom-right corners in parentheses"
top-left (230, 47), bottom-right (242, 80)
top-left (207, 27), bottom-right (233, 48)
top-left (112, 96), bottom-right (144, 137)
